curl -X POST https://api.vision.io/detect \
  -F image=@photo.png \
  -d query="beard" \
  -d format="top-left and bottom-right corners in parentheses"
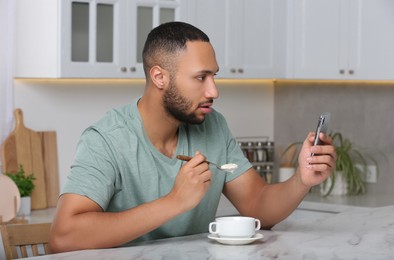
top-left (163, 80), bottom-right (205, 125)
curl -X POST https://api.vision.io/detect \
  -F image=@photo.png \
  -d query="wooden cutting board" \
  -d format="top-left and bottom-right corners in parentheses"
top-left (39, 131), bottom-right (59, 207)
top-left (1, 109), bottom-right (48, 209)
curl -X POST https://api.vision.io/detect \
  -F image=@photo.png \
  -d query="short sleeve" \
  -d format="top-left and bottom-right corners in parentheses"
top-left (212, 112), bottom-right (253, 182)
top-left (62, 127), bottom-right (118, 210)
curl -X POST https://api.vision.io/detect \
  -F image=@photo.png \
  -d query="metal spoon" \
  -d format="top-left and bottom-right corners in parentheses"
top-left (176, 155), bottom-right (238, 173)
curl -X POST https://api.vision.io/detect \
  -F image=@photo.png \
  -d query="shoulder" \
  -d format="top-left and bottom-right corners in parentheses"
top-left (79, 103), bottom-right (141, 147)
top-left (92, 104), bottom-right (134, 132)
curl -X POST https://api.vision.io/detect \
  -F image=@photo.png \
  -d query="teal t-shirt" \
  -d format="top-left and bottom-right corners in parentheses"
top-left (62, 98), bottom-right (252, 244)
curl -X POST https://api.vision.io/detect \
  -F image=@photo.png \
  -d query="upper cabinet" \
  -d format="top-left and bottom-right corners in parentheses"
top-left (15, 0), bottom-right (394, 80)
top-left (288, 0), bottom-right (394, 80)
top-left (15, 0), bottom-right (186, 78)
top-left (186, 0), bottom-right (286, 79)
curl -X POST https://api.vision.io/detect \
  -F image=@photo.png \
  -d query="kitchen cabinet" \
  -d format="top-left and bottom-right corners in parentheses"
top-left (15, 0), bottom-right (187, 78)
top-left (186, 0), bottom-right (286, 79)
top-left (288, 0), bottom-right (394, 80)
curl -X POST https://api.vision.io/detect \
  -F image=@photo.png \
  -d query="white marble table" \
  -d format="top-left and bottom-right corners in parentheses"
top-left (301, 191), bottom-right (394, 213)
top-left (26, 206), bottom-right (394, 259)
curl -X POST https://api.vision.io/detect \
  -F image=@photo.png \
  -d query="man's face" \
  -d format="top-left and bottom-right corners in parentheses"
top-left (163, 41), bottom-right (219, 124)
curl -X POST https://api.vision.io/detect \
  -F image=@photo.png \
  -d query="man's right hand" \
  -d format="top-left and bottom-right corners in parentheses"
top-left (169, 151), bottom-right (212, 211)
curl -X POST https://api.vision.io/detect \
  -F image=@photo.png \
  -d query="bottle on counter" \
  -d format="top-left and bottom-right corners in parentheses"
top-left (265, 165), bottom-right (273, 184)
top-left (255, 141), bottom-right (267, 162)
top-left (246, 141), bottom-right (255, 162)
top-left (266, 141), bottom-right (274, 162)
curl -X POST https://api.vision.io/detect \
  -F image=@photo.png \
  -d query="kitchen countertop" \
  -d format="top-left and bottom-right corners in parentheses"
top-left (300, 191), bottom-right (394, 213)
top-left (26, 205), bottom-right (394, 259)
top-left (217, 191), bottom-right (394, 217)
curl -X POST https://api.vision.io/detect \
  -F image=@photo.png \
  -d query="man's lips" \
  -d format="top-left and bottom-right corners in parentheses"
top-left (198, 101), bottom-right (213, 114)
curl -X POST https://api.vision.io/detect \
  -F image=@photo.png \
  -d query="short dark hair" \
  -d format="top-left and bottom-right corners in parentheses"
top-left (142, 21), bottom-right (210, 79)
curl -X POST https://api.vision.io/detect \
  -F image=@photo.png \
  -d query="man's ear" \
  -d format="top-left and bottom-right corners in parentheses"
top-left (150, 66), bottom-right (168, 89)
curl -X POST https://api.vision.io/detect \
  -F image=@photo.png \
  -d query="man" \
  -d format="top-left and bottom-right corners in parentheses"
top-left (50, 22), bottom-right (336, 252)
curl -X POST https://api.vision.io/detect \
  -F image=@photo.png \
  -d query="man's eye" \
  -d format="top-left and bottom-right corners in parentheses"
top-left (197, 75), bottom-right (206, 81)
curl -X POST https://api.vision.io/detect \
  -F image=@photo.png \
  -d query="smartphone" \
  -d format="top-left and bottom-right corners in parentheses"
top-left (313, 112), bottom-right (331, 146)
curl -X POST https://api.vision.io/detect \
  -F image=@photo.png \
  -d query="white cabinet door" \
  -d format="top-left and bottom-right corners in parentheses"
top-left (14, 0), bottom-right (184, 78)
top-left (62, 0), bottom-right (183, 78)
top-left (14, 0), bottom-right (60, 78)
top-left (290, 0), bottom-right (394, 80)
top-left (60, 0), bottom-right (129, 78)
top-left (128, 0), bottom-right (183, 78)
top-left (186, 0), bottom-right (229, 77)
top-left (187, 0), bottom-right (284, 79)
top-left (290, 0), bottom-right (348, 79)
top-left (348, 0), bottom-right (394, 80)
top-left (230, 0), bottom-right (286, 78)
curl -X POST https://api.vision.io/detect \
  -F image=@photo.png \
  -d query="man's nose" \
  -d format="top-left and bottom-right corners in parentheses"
top-left (205, 76), bottom-right (219, 99)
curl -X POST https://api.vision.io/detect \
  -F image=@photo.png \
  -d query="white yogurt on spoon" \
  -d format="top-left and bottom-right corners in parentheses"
top-left (220, 163), bottom-right (238, 173)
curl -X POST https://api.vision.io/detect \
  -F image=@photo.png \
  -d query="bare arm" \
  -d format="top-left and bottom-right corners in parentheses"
top-left (50, 153), bottom-right (211, 252)
top-left (224, 132), bottom-right (336, 229)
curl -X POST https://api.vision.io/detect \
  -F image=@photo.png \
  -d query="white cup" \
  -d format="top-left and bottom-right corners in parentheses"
top-left (208, 216), bottom-right (261, 238)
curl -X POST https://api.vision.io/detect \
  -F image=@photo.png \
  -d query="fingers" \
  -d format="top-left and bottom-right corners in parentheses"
top-left (308, 131), bottom-right (333, 146)
top-left (172, 152), bottom-right (212, 211)
top-left (317, 132), bottom-right (333, 145)
top-left (184, 152), bottom-right (207, 168)
top-left (306, 154), bottom-right (336, 170)
top-left (310, 144), bottom-right (336, 159)
top-left (180, 151), bottom-right (211, 181)
top-left (306, 131), bottom-right (336, 158)
top-left (297, 132), bottom-right (337, 187)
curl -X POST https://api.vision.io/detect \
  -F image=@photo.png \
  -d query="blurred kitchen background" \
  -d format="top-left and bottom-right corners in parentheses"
top-left (12, 78), bottom-right (394, 198)
top-left (2, 0), bottom-right (394, 202)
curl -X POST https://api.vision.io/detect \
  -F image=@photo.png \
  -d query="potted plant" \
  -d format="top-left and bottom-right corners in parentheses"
top-left (280, 132), bottom-right (379, 196)
top-left (278, 144), bottom-right (301, 182)
top-left (6, 165), bottom-right (35, 216)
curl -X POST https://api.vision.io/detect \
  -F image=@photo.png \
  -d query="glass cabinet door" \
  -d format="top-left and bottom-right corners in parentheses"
top-left (96, 3), bottom-right (114, 62)
top-left (71, 2), bottom-right (114, 62)
top-left (61, 0), bottom-right (182, 78)
top-left (61, 0), bottom-right (126, 78)
top-left (71, 2), bottom-right (90, 62)
top-left (136, 6), bottom-right (153, 64)
top-left (69, 1), bottom-right (116, 64)
top-left (134, 1), bottom-right (179, 65)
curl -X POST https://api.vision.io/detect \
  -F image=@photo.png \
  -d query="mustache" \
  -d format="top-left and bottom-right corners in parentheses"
top-left (199, 99), bottom-right (214, 106)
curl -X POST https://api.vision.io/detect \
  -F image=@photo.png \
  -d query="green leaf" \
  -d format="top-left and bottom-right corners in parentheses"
top-left (5, 165), bottom-right (35, 197)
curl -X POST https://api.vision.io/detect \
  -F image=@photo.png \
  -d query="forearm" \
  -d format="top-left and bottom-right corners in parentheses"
top-left (50, 194), bottom-right (184, 252)
top-left (227, 133), bottom-right (336, 229)
top-left (251, 169), bottom-right (310, 228)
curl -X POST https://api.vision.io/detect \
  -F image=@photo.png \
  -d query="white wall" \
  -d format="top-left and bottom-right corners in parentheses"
top-left (13, 79), bottom-right (274, 192)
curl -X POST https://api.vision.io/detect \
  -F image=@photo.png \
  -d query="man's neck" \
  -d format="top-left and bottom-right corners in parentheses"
top-left (138, 96), bottom-right (180, 158)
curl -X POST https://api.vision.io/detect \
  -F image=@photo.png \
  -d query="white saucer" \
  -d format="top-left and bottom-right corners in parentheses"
top-left (208, 233), bottom-right (264, 245)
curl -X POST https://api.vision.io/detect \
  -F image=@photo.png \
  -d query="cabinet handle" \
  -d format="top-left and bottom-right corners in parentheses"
top-left (130, 67), bottom-right (136, 72)
top-left (238, 68), bottom-right (244, 73)
top-left (120, 67), bottom-right (127, 72)
top-left (230, 68), bottom-right (236, 73)
top-left (348, 69), bottom-right (354, 75)
top-left (339, 69), bottom-right (345, 74)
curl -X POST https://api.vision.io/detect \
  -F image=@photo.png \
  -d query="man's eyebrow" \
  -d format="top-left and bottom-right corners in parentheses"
top-left (197, 68), bottom-right (219, 75)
